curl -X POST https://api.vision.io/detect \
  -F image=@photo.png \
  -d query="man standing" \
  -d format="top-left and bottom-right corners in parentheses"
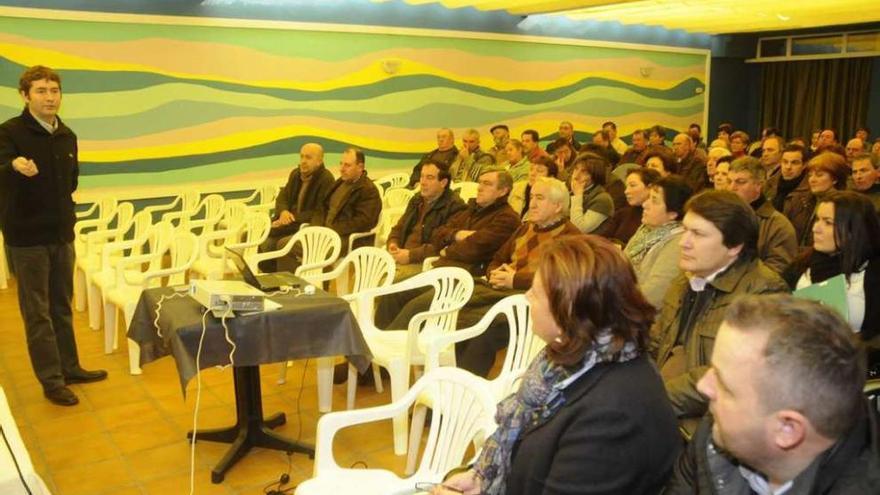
top-left (260, 142), bottom-right (335, 269)
top-left (672, 133), bottom-right (708, 193)
top-left (450, 129), bottom-right (495, 183)
top-left (728, 157), bottom-right (797, 274)
top-left (665, 295), bottom-right (880, 494)
top-left (850, 152), bottom-right (880, 211)
top-left (649, 190), bottom-right (788, 429)
top-left (407, 128), bottom-right (458, 188)
top-left (488, 124), bottom-right (510, 165)
top-left (0, 66), bottom-right (107, 406)
top-left (386, 161), bottom-right (465, 280)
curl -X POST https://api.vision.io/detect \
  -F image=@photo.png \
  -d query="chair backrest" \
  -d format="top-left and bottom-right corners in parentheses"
top-left (167, 231), bottom-right (199, 286)
top-left (374, 172), bottom-right (410, 193)
top-left (223, 202), bottom-right (250, 234)
top-left (409, 267), bottom-right (474, 357)
top-left (490, 294), bottom-right (544, 399)
top-left (259, 184), bottom-right (279, 206)
top-left (451, 181), bottom-right (479, 202)
top-left (295, 226), bottom-right (343, 282)
top-left (411, 368), bottom-right (497, 480)
top-left (339, 247), bottom-right (395, 295)
top-left (383, 187), bottom-right (416, 209)
top-left (228, 214), bottom-right (272, 257)
top-left (185, 194), bottom-right (226, 234)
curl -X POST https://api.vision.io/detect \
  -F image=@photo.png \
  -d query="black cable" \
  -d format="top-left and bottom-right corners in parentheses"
top-left (0, 425), bottom-right (34, 495)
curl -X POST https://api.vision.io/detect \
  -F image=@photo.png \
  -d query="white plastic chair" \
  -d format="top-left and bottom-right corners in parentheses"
top-left (104, 226), bottom-right (198, 374)
top-left (225, 184), bottom-right (279, 217)
top-left (451, 181), bottom-right (479, 202)
top-left (295, 367), bottom-right (497, 495)
top-left (73, 197), bottom-right (120, 311)
top-left (248, 225), bottom-right (342, 281)
top-left (164, 194), bottom-right (226, 237)
top-left (348, 267), bottom-right (474, 454)
top-left (383, 187), bottom-right (416, 210)
top-left (406, 294), bottom-right (544, 473)
top-left (373, 172), bottom-right (410, 193)
top-left (141, 190), bottom-right (200, 222)
top-left (189, 210), bottom-right (271, 281)
top-left (277, 247), bottom-right (396, 413)
top-left (0, 232), bottom-right (9, 290)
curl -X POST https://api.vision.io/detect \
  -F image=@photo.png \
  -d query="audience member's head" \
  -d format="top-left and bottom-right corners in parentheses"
top-left (707, 146), bottom-right (732, 180)
top-left (558, 121), bottom-right (574, 141)
top-left (553, 138), bottom-right (577, 165)
top-left (728, 157), bottom-right (766, 204)
top-left (760, 135), bottom-right (784, 169)
top-left (807, 152), bottom-right (848, 195)
top-left (490, 124), bottom-right (510, 147)
top-left (528, 176), bottom-right (570, 225)
top-left (714, 156), bottom-right (733, 190)
top-left (631, 129), bottom-right (648, 152)
top-left (591, 129), bottom-right (611, 147)
top-left (461, 128), bottom-right (481, 153)
top-left (437, 128), bottom-right (454, 150)
top-left (812, 190), bottom-right (880, 278)
top-left (698, 295), bottom-right (864, 485)
top-left (521, 129), bottom-right (540, 153)
top-left (845, 138), bottom-right (865, 162)
top-left (688, 123), bottom-right (702, 145)
top-left (717, 123), bottom-right (734, 142)
top-left (529, 155), bottom-right (559, 184)
top-left (818, 128), bottom-right (838, 150)
top-left (418, 160), bottom-right (451, 199)
top-left (340, 147), bottom-right (366, 182)
top-left (648, 125), bottom-right (667, 146)
top-left (730, 131), bottom-right (750, 154)
top-left (533, 235), bottom-right (655, 365)
top-left (851, 152), bottom-right (879, 192)
top-left (298, 142), bottom-right (325, 176)
top-left (505, 138), bottom-right (524, 164)
top-left (642, 175), bottom-right (692, 228)
top-left (672, 133), bottom-right (694, 160)
top-left (643, 146), bottom-right (677, 177)
top-left (475, 168), bottom-right (513, 207)
top-left (855, 127), bottom-right (870, 143)
top-left (780, 143), bottom-right (807, 181)
top-left (602, 121), bottom-right (618, 141)
top-left (571, 152), bottom-right (608, 188)
top-left (680, 189), bottom-right (759, 275)
top-left (624, 167), bottom-right (662, 207)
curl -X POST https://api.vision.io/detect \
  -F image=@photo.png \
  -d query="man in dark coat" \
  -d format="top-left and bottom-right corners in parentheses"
top-left (0, 65), bottom-right (107, 406)
top-left (406, 128), bottom-right (458, 188)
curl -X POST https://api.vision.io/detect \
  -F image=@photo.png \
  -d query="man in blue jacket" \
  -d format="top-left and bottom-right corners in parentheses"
top-left (0, 66), bottom-right (107, 406)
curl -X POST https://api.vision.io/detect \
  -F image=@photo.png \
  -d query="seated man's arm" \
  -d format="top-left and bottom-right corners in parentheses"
top-left (333, 183), bottom-right (382, 236)
top-left (443, 210), bottom-right (521, 263)
top-left (273, 169), bottom-right (297, 220)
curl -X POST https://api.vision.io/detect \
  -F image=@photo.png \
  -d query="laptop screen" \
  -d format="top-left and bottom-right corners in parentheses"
top-left (224, 247), bottom-right (261, 287)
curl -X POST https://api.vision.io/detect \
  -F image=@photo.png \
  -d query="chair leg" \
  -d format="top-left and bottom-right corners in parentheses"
top-left (103, 302), bottom-right (117, 354)
top-left (406, 403), bottom-right (429, 475)
top-left (73, 267), bottom-right (87, 312)
top-left (315, 357), bottom-right (333, 413)
top-left (346, 363), bottom-right (358, 410)
top-left (86, 281), bottom-right (102, 330)
top-left (0, 245), bottom-right (8, 290)
top-left (124, 305), bottom-right (142, 375)
top-left (388, 360), bottom-right (410, 455)
top-left (372, 363), bottom-right (384, 394)
top-left (277, 360), bottom-right (289, 384)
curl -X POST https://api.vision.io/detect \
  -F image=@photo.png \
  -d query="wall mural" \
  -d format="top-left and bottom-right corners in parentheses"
top-left (0, 14), bottom-right (708, 196)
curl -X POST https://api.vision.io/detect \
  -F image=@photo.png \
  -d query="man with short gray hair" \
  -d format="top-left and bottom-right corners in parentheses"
top-left (664, 294), bottom-right (880, 494)
top-left (728, 157), bottom-right (797, 274)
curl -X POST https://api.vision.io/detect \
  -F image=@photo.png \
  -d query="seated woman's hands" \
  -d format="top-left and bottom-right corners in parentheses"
top-left (430, 469), bottom-right (481, 495)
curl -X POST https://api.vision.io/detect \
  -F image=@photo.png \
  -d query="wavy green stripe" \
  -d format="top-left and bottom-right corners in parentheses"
top-left (0, 56), bottom-right (703, 104)
top-left (0, 16), bottom-right (706, 66)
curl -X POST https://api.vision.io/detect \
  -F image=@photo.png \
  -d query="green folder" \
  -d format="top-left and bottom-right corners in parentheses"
top-left (793, 274), bottom-right (849, 321)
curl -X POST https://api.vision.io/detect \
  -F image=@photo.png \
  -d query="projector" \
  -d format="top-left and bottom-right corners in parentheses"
top-left (189, 279), bottom-right (265, 314)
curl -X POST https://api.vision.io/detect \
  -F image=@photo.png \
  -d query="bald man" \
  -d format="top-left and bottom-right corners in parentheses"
top-left (672, 133), bottom-right (707, 193)
top-left (259, 142), bottom-right (335, 270)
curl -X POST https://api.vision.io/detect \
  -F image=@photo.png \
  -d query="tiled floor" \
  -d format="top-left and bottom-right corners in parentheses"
top-left (0, 278), bottom-right (418, 495)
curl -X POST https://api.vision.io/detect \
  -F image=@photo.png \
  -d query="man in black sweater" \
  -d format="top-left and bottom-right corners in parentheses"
top-left (0, 66), bottom-right (107, 406)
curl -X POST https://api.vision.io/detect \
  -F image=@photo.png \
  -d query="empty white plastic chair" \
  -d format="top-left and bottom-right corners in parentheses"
top-left (383, 187), bottom-right (416, 209)
top-left (347, 267), bottom-right (474, 454)
top-left (73, 197), bottom-right (120, 311)
top-left (249, 225), bottom-right (342, 281)
top-left (141, 190), bottom-right (200, 222)
top-left (295, 367), bottom-right (497, 495)
top-left (373, 172), bottom-right (410, 193)
top-left (189, 210), bottom-right (271, 281)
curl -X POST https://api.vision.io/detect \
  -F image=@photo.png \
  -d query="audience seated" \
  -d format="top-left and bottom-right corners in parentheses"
top-left (407, 128), bottom-right (458, 188)
top-left (450, 128), bottom-right (496, 183)
top-left (511, 156), bottom-right (557, 219)
top-left (688, 123), bottom-right (705, 151)
top-left (502, 138), bottom-right (529, 183)
top-left (390, 177), bottom-right (580, 377)
top-left (624, 176), bottom-right (692, 308)
top-left (260, 142), bottom-right (335, 271)
top-left (648, 125), bottom-right (668, 147)
top-left (672, 133), bottom-right (708, 193)
top-left (643, 145), bottom-right (677, 178)
top-left (850, 152), bottom-right (880, 211)
top-left (728, 157), bottom-right (798, 274)
top-left (434, 236), bottom-right (681, 495)
top-left (603, 120), bottom-right (628, 156)
top-left (765, 143), bottom-right (808, 212)
top-left (784, 191), bottom-right (880, 340)
top-left (649, 190), bottom-right (788, 431)
top-left (386, 161), bottom-right (465, 280)
top-left (550, 138), bottom-right (577, 180)
top-left (522, 129), bottom-right (548, 163)
top-left (716, 123), bottom-right (733, 144)
top-left (665, 295), bottom-right (880, 494)
top-left (589, 128), bottom-right (621, 167)
top-left (278, 147), bottom-right (380, 270)
top-left (620, 128), bottom-right (648, 164)
top-left (545, 120), bottom-right (580, 154)
top-left (569, 153), bottom-right (614, 234)
top-left (784, 151), bottom-right (848, 249)
top-left (705, 146), bottom-right (731, 189)
top-left (488, 124), bottom-right (510, 165)
top-left (758, 134), bottom-right (784, 181)
top-left (596, 167), bottom-right (661, 246)
top-left (729, 130), bottom-right (749, 158)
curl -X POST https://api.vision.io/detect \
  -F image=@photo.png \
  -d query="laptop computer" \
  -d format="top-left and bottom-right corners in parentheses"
top-left (225, 246), bottom-right (303, 292)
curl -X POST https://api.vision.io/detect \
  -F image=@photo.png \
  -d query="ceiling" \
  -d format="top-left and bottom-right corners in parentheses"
top-left (377, 0), bottom-right (880, 34)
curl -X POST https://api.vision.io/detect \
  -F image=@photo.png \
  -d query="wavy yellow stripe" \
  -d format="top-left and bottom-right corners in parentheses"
top-left (0, 36), bottom-right (701, 91)
top-left (78, 111), bottom-right (702, 162)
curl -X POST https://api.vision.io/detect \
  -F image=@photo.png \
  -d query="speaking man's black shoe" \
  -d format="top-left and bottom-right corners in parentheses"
top-left (44, 386), bottom-right (79, 406)
top-left (64, 368), bottom-right (108, 385)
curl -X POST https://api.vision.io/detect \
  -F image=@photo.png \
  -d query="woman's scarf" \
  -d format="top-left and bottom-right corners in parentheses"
top-left (623, 221), bottom-right (682, 267)
top-left (474, 331), bottom-right (639, 495)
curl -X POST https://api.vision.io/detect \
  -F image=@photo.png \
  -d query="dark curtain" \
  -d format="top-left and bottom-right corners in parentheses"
top-left (759, 57), bottom-right (872, 142)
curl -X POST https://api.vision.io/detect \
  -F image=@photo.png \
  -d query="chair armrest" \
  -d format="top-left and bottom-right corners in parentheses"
top-left (142, 196), bottom-right (181, 217)
top-left (76, 202), bottom-right (98, 219)
top-left (422, 256), bottom-right (439, 271)
top-left (423, 305), bottom-right (501, 369)
top-left (348, 226), bottom-right (378, 252)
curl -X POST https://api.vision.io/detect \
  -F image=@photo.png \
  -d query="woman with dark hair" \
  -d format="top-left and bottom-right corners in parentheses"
top-left (433, 236), bottom-right (680, 495)
top-left (784, 191), bottom-right (880, 338)
top-left (551, 138), bottom-right (577, 179)
top-left (569, 153), bottom-right (614, 233)
top-left (596, 167), bottom-right (661, 245)
top-left (784, 151), bottom-right (849, 247)
top-left (624, 176), bottom-right (693, 308)
top-left (642, 146), bottom-right (676, 177)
